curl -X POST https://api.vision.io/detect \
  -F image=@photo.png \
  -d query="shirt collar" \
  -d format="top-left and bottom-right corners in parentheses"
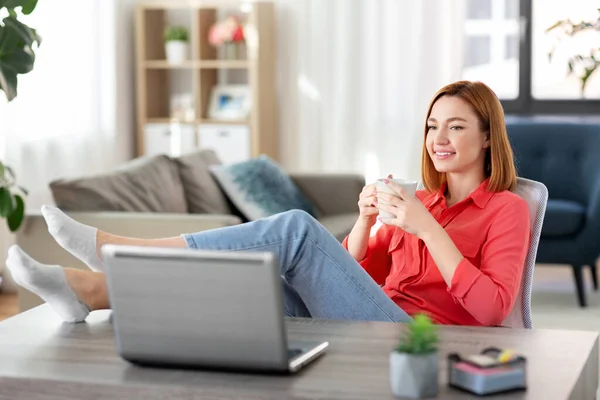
top-left (431, 178), bottom-right (493, 209)
top-left (470, 178), bottom-right (494, 208)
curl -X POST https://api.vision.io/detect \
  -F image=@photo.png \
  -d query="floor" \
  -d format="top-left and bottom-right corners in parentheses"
top-left (0, 293), bottom-right (17, 322)
top-left (531, 264), bottom-right (600, 330)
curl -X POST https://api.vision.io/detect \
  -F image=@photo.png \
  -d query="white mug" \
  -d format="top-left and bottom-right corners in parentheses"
top-left (375, 178), bottom-right (418, 220)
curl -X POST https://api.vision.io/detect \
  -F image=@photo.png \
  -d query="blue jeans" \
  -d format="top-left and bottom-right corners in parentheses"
top-left (182, 210), bottom-right (411, 322)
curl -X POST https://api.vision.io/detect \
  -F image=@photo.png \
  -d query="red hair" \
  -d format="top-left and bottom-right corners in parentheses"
top-left (421, 81), bottom-right (516, 192)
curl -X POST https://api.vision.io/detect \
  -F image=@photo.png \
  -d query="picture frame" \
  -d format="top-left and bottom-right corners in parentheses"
top-left (207, 85), bottom-right (252, 121)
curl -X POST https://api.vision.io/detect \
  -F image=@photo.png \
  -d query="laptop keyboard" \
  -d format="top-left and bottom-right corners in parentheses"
top-left (288, 348), bottom-right (303, 359)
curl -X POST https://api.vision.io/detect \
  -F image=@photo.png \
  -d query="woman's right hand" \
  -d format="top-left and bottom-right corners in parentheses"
top-left (357, 174), bottom-right (393, 227)
top-left (357, 183), bottom-right (380, 227)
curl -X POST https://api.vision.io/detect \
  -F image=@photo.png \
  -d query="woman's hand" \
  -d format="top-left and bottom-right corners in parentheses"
top-left (356, 174), bottom-right (393, 228)
top-left (357, 183), bottom-right (379, 227)
top-left (376, 179), bottom-right (439, 240)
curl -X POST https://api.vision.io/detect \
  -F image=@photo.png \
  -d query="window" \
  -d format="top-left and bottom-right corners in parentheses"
top-left (462, 0), bottom-right (520, 100)
top-left (461, 0), bottom-right (600, 114)
top-left (531, 1), bottom-right (600, 100)
top-left (0, 0), bottom-right (115, 141)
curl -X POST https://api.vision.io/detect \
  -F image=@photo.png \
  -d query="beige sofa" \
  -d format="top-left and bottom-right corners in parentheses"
top-left (15, 151), bottom-right (365, 312)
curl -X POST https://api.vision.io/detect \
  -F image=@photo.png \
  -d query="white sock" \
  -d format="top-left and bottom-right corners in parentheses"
top-left (42, 205), bottom-right (105, 272)
top-left (6, 245), bottom-right (90, 323)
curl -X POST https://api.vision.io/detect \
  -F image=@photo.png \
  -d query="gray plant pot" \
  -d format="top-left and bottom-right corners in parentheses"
top-left (390, 351), bottom-right (439, 398)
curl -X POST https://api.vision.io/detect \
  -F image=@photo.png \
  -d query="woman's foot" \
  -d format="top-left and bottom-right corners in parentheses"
top-left (6, 245), bottom-right (90, 323)
top-left (41, 205), bottom-right (105, 272)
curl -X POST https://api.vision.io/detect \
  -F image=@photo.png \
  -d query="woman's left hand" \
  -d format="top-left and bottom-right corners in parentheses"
top-left (376, 180), bottom-right (439, 239)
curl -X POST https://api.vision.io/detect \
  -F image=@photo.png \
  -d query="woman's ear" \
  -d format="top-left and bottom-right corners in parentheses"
top-left (483, 131), bottom-right (491, 149)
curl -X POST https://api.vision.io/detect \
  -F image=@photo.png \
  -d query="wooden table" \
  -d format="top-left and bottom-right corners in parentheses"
top-left (0, 305), bottom-right (597, 399)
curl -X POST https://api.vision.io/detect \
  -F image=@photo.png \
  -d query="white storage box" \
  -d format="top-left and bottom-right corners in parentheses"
top-left (198, 124), bottom-right (251, 165)
top-left (144, 123), bottom-right (196, 157)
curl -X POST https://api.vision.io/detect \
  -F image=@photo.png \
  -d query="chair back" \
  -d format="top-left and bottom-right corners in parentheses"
top-left (502, 177), bottom-right (548, 328)
top-left (416, 178), bottom-right (548, 328)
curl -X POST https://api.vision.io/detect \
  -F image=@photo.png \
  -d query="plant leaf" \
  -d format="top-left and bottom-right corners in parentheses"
top-left (0, 21), bottom-right (23, 56)
top-left (3, 16), bottom-right (39, 48)
top-left (7, 193), bottom-right (24, 232)
top-left (18, 185), bottom-right (28, 195)
top-left (0, 160), bottom-right (4, 179)
top-left (545, 20), bottom-right (562, 32)
top-left (4, 165), bottom-right (15, 180)
top-left (29, 27), bottom-right (41, 46)
top-left (2, 47), bottom-right (34, 74)
top-left (0, 15), bottom-right (38, 102)
top-left (0, 187), bottom-right (14, 217)
top-left (21, 0), bottom-right (38, 15)
top-left (0, 0), bottom-right (34, 8)
top-left (395, 313), bottom-right (438, 354)
top-left (0, 64), bottom-right (17, 101)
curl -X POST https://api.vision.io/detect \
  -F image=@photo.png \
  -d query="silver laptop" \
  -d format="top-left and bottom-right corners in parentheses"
top-left (101, 244), bottom-right (329, 373)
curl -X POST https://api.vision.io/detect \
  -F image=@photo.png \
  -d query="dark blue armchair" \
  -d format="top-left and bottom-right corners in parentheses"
top-left (506, 117), bottom-right (600, 307)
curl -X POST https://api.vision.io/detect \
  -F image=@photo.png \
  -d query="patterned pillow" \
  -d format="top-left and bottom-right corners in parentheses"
top-left (209, 155), bottom-right (319, 221)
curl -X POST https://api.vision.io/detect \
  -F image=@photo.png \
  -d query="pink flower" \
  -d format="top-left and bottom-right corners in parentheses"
top-left (208, 16), bottom-right (246, 47)
top-left (208, 24), bottom-right (226, 46)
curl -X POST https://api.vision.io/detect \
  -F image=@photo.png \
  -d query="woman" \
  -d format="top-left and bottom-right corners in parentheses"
top-left (7, 80), bottom-right (529, 326)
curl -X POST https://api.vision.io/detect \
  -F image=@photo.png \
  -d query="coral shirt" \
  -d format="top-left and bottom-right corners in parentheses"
top-left (342, 179), bottom-right (530, 326)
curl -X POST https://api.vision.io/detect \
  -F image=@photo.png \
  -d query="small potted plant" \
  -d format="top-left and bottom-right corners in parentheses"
top-left (390, 314), bottom-right (439, 399)
top-left (164, 25), bottom-right (189, 64)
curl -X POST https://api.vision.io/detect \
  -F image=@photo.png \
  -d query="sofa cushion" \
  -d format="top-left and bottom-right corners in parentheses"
top-left (174, 150), bottom-right (233, 215)
top-left (209, 155), bottom-right (319, 221)
top-left (317, 213), bottom-right (359, 242)
top-left (50, 155), bottom-right (188, 213)
top-left (541, 199), bottom-right (585, 238)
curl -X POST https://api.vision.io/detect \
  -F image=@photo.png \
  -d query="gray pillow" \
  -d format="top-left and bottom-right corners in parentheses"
top-left (173, 150), bottom-right (233, 215)
top-left (50, 155), bottom-right (188, 213)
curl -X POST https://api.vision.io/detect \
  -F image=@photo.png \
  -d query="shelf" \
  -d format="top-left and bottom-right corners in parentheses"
top-left (200, 119), bottom-right (249, 125)
top-left (145, 118), bottom-right (249, 126)
top-left (136, 1), bottom-right (275, 159)
top-left (198, 60), bottom-right (249, 69)
top-left (144, 60), bottom-right (249, 69)
top-left (141, 1), bottom-right (244, 10)
top-left (147, 118), bottom-right (196, 124)
top-left (144, 60), bottom-right (196, 69)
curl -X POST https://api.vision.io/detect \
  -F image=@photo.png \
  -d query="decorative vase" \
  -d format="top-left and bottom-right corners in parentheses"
top-left (224, 42), bottom-right (244, 60)
top-left (165, 40), bottom-right (188, 64)
top-left (390, 351), bottom-right (439, 399)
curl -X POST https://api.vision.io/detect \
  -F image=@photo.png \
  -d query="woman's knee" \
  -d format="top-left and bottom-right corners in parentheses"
top-left (271, 210), bottom-right (319, 237)
top-left (279, 210), bottom-right (316, 226)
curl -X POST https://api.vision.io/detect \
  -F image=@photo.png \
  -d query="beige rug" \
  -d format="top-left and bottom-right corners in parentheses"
top-left (532, 264), bottom-right (600, 331)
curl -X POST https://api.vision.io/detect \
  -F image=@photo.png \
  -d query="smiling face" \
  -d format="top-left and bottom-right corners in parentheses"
top-left (425, 95), bottom-right (490, 175)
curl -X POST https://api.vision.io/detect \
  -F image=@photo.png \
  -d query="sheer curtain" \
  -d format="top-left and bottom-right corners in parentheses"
top-left (0, 0), bottom-right (135, 289)
top-left (276, 0), bottom-right (465, 183)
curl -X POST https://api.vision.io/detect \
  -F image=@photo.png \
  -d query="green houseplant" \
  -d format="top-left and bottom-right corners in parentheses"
top-left (164, 25), bottom-right (188, 64)
top-left (0, 160), bottom-right (26, 232)
top-left (0, 0), bottom-right (41, 102)
top-left (164, 25), bottom-right (189, 42)
top-left (390, 314), bottom-right (439, 399)
top-left (0, 0), bottom-right (39, 231)
top-left (546, 9), bottom-right (600, 96)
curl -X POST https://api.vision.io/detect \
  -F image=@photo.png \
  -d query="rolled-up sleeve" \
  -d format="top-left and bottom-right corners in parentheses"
top-left (342, 224), bottom-right (395, 285)
top-left (448, 199), bottom-right (530, 326)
